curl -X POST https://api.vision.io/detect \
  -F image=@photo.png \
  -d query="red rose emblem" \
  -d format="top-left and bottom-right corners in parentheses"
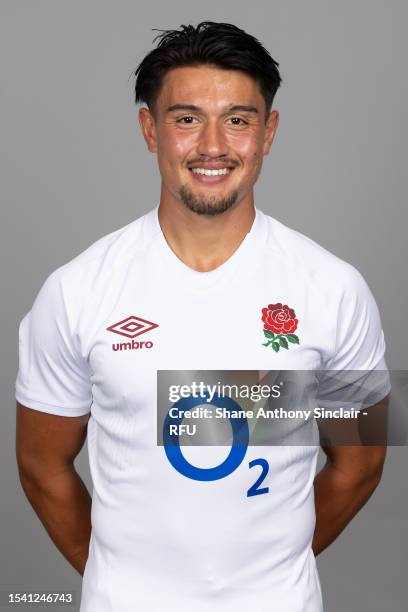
top-left (261, 302), bottom-right (300, 352)
top-left (262, 303), bottom-right (298, 334)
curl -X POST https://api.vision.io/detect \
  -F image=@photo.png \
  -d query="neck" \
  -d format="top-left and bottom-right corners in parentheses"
top-left (157, 189), bottom-right (256, 273)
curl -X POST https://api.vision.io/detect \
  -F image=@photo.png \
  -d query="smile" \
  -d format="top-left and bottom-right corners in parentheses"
top-left (191, 168), bottom-right (232, 176)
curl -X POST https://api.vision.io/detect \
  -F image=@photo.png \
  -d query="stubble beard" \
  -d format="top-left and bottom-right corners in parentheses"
top-left (178, 184), bottom-right (239, 216)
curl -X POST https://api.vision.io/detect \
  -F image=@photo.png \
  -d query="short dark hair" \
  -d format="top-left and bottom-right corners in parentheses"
top-left (134, 21), bottom-right (282, 117)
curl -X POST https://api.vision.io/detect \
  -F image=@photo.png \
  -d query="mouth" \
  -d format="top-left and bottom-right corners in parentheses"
top-left (187, 166), bottom-right (236, 184)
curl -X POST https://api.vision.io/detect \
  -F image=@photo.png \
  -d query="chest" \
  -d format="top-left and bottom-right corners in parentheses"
top-left (80, 268), bottom-right (332, 413)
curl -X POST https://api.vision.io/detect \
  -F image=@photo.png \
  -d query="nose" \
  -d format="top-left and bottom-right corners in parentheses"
top-left (196, 120), bottom-right (228, 158)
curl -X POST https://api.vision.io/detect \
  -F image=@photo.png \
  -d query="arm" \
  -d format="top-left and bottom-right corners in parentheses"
top-left (312, 443), bottom-right (386, 556)
top-left (312, 392), bottom-right (389, 556)
top-left (15, 401), bottom-right (92, 576)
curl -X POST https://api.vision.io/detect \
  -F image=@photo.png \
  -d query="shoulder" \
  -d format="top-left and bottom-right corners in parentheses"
top-left (43, 207), bottom-right (159, 291)
top-left (59, 207), bottom-right (158, 277)
top-left (259, 209), bottom-right (368, 296)
top-left (29, 208), bottom-right (160, 327)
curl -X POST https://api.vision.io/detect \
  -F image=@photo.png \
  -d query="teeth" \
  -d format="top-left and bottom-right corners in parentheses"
top-left (191, 168), bottom-right (232, 176)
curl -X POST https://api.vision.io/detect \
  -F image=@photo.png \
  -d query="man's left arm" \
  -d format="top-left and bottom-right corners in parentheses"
top-left (312, 395), bottom-right (389, 556)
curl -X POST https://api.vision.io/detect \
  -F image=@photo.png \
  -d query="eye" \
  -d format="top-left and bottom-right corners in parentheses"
top-left (226, 117), bottom-right (248, 126)
top-left (176, 116), bottom-right (199, 124)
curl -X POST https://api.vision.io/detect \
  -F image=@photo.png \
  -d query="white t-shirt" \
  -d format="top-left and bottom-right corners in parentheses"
top-left (15, 206), bottom-right (390, 612)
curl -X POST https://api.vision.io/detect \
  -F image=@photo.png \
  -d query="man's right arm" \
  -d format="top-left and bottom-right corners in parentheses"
top-left (15, 401), bottom-right (92, 576)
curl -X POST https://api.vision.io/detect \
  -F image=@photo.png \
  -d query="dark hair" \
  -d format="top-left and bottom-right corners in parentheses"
top-left (134, 21), bottom-right (282, 117)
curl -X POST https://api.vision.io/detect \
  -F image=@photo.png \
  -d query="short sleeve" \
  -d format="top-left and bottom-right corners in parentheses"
top-left (15, 269), bottom-right (93, 416)
top-left (318, 268), bottom-right (391, 409)
top-left (325, 267), bottom-right (388, 371)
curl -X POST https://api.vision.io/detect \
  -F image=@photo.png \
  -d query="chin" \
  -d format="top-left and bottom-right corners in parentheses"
top-left (178, 184), bottom-right (239, 216)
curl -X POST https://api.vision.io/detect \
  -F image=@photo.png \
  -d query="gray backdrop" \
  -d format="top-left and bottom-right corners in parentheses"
top-left (1, 1), bottom-right (407, 610)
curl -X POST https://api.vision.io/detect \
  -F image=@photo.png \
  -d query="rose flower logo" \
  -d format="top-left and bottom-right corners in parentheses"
top-left (261, 303), bottom-right (300, 352)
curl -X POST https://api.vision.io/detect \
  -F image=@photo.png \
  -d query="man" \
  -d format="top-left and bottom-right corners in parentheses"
top-left (15, 21), bottom-right (390, 612)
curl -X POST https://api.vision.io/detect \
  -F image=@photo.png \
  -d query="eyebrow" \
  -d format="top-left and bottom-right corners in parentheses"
top-left (166, 104), bottom-right (259, 114)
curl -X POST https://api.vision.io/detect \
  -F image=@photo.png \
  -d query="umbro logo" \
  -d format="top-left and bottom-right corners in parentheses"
top-left (106, 315), bottom-right (158, 351)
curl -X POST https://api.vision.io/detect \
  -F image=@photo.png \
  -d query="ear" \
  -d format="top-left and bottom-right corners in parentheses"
top-left (262, 110), bottom-right (279, 156)
top-left (138, 107), bottom-right (158, 153)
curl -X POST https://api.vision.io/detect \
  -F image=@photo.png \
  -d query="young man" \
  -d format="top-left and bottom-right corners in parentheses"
top-left (15, 22), bottom-right (390, 612)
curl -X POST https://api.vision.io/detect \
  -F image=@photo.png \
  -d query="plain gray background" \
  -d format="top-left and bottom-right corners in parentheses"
top-left (1, 0), bottom-right (407, 610)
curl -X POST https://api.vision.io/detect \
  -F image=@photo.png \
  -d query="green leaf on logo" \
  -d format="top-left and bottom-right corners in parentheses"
top-left (262, 341), bottom-right (272, 347)
top-left (279, 336), bottom-right (289, 349)
top-left (263, 330), bottom-right (274, 338)
top-left (287, 334), bottom-right (300, 344)
top-left (271, 342), bottom-right (280, 352)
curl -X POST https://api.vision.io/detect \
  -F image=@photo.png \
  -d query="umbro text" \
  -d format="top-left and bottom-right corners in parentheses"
top-left (112, 340), bottom-right (153, 351)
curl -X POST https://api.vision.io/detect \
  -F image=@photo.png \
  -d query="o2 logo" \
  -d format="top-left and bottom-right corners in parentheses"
top-left (163, 394), bottom-right (270, 498)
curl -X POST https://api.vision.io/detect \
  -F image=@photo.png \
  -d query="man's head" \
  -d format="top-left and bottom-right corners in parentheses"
top-left (135, 22), bottom-right (282, 216)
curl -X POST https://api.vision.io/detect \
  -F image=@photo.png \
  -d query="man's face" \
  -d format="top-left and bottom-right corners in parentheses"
top-left (139, 65), bottom-right (279, 216)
